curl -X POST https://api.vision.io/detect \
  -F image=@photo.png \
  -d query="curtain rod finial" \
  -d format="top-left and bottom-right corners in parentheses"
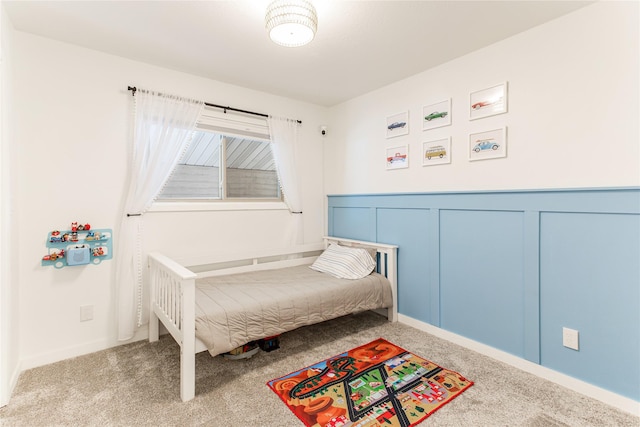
top-left (127, 86), bottom-right (137, 96)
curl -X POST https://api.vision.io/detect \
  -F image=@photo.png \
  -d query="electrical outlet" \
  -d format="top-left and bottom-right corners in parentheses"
top-left (563, 327), bottom-right (579, 350)
top-left (80, 305), bottom-right (94, 322)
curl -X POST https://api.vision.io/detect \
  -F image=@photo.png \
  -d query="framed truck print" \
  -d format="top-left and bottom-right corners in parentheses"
top-left (386, 145), bottom-right (409, 170)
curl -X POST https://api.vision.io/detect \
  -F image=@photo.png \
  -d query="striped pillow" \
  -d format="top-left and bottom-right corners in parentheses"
top-left (310, 243), bottom-right (376, 279)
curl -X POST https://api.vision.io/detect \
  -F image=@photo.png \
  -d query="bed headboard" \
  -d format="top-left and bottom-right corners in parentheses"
top-left (323, 236), bottom-right (398, 322)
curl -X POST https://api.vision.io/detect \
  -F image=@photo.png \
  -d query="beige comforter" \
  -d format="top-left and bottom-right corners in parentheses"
top-left (194, 265), bottom-right (393, 356)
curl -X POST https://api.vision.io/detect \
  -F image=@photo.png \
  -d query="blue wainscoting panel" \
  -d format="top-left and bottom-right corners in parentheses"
top-left (329, 207), bottom-right (376, 242)
top-left (522, 211), bottom-right (541, 363)
top-left (327, 187), bottom-right (640, 400)
top-left (440, 210), bottom-right (526, 358)
top-left (376, 208), bottom-right (431, 323)
top-left (540, 212), bottom-right (640, 401)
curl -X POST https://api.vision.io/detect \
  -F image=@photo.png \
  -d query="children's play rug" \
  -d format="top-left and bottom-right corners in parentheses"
top-left (267, 338), bottom-right (473, 427)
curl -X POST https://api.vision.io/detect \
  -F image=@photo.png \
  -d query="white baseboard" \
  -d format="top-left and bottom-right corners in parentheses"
top-left (19, 328), bottom-right (148, 371)
top-left (0, 359), bottom-right (21, 407)
top-left (398, 314), bottom-right (640, 417)
top-left (20, 338), bottom-right (114, 371)
top-left (6, 328), bottom-right (148, 406)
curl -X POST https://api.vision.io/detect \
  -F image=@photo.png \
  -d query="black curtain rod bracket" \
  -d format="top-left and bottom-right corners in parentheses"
top-left (127, 85), bottom-right (301, 124)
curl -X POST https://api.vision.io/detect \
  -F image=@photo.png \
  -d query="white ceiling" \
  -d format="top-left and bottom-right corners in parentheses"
top-left (4, 0), bottom-right (593, 107)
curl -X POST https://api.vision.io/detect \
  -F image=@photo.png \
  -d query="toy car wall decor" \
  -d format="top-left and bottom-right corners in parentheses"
top-left (471, 101), bottom-right (492, 110)
top-left (387, 121), bottom-right (407, 130)
top-left (424, 111), bottom-right (448, 121)
top-left (473, 139), bottom-right (500, 152)
top-left (387, 152), bottom-right (407, 163)
top-left (425, 146), bottom-right (447, 159)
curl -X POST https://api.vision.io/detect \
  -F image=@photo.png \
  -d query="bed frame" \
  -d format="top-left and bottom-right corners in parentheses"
top-left (147, 236), bottom-right (398, 402)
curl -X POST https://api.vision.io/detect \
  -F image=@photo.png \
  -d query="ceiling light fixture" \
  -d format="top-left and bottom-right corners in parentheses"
top-left (265, 0), bottom-right (317, 47)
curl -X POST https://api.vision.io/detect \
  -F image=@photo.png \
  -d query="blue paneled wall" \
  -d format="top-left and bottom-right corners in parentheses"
top-left (327, 188), bottom-right (640, 401)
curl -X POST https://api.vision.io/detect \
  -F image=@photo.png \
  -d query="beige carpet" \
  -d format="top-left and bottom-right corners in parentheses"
top-left (1, 311), bottom-right (637, 426)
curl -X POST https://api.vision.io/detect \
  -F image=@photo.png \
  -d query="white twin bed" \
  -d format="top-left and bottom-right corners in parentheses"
top-left (147, 236), bottom-right (398, 401)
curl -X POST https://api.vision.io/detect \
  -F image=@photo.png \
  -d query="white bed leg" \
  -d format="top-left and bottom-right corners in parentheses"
top-left (149, 310), bottom-right (159, 343)
top-left (180, 346), bottom-right (196, 402)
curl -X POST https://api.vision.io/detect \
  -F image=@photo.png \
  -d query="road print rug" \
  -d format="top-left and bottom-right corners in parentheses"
top-left (267, 338), bottom-right (473, 427)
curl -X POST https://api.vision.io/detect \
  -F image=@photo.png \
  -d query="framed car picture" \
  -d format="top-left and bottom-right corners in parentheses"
top-left (422, 99), bottom-right (451, 131)
top-left (469, 128), bottom-right (507, 161)
top-left (386, 111), bottom-right (409, 138)
top-left (386, 145), bottom-right (409, 170)
top-left (422, 137), bottom-right (451, 166)
top-left (469, 82), bottom-right (508, 120)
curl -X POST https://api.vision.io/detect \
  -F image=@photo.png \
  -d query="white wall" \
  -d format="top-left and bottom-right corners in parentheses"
top-left (12, 32), bottom-right (328, 368)
top-left (324, 1), bottom-right (639, 195)
top-left (0, 2), bottom-right (20, 407)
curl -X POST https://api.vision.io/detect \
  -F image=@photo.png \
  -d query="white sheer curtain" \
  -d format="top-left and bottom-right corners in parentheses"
top-left (267, 116), bottom-right (304, 246)
top-left (116, 89), bottom-right (204, 341)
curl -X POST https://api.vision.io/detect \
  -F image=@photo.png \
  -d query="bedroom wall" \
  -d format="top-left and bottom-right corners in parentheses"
top-left (11, 31), bottom-right (328, 369)
top-left (324, 0), bottom-right (639, 406)
top-left (0, 2), bottom-right (20, 407)
top-left (324, 1), bottom-right (639, 194)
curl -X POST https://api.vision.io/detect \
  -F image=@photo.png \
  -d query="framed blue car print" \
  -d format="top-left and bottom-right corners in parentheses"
top-left (469, 127), bottom-right (507, 161)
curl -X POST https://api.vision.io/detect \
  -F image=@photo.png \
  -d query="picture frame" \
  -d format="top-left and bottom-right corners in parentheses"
top-left (422, 99), bottom-right (451, 131)
top-left (469, 128), bottom-right (507, 161)
top-left (386, 145), bottom-right (409, 170)
top-left (386, 111), bottom-right (409, 138)
top-left (469, 82), bottom-right (508, 120)
top-left (422, 137), bottom-right (451, 166)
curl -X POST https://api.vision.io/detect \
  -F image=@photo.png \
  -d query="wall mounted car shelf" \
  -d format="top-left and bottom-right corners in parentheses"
top-left (42, 228), bottom-right (113, 269)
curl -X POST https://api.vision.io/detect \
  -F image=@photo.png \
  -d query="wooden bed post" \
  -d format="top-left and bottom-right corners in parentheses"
top-left (387, 246), bottom-right (398, 323)
top-left (148, 311), bottom-right (160, 343)
top-left (148, 263), bottom-right (159, 343)
top-left (181, 277), bottom-right (196, 402)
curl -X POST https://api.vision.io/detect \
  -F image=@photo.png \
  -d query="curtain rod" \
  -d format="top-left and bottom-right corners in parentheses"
top-left (127, 86), bottom-right (302, 124)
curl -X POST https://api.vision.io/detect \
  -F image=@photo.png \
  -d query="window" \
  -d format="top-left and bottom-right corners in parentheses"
top-left (157, 105), bottom-right (282, 202)
top-left (157, 130), bottom-right (280, 201)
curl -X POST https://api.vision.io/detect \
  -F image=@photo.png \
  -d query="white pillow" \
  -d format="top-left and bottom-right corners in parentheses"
top-left (309, 243), bottom-right (376, 279)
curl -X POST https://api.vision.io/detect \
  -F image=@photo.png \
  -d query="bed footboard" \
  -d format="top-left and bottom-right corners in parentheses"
top-left (148, 252), bottom-right (198, 402)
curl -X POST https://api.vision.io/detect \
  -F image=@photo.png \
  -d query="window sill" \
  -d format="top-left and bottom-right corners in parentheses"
top-left (148, 201), bottom-right (289, 213)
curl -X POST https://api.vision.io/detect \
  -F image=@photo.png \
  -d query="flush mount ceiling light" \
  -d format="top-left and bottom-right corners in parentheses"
top-left (265, 0), bottom-right (317, 47)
